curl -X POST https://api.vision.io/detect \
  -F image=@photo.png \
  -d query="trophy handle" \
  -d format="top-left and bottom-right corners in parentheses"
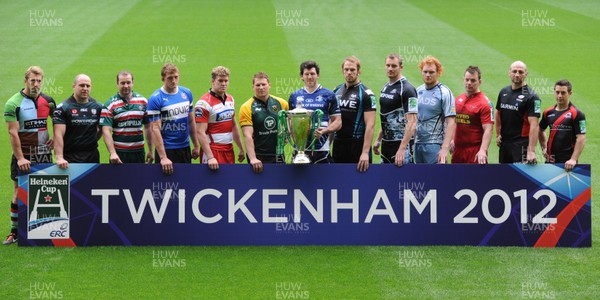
top-left (306, 109), bottom-right (324, 151)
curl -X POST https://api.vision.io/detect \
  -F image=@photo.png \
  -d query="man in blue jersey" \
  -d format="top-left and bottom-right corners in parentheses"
top-left (415, 56), bottom-right (456, 164)
top-left (332, 56), bottom-right (376, 172)
top-left (373, 54), bottom-right (418, 166)
top-left (148, 63), bottom-right (199, 174)
top-left (288, 60), bottom-right (341, 163)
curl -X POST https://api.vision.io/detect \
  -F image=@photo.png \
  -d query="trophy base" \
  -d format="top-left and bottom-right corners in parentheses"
top-left (292, 153), bottom-right (311, 164)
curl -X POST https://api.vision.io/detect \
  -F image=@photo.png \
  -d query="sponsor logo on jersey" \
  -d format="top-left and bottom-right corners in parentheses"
top-left (27, 174), bottom-right (70, 240)
top-left (264, 116), bottom-right (276, 130)
top-left (216, 109), bottom-right (234, 121)
top-left (24, 119), bottom-right (48, 129)
top-left (534, 99), bottom-right (541, 114)
top-left (580, 120), bottom-right (586, 133)
top-left (500, 103), bottom-right (519, 111)
top-left (71, 109), bottom-right (77, 114)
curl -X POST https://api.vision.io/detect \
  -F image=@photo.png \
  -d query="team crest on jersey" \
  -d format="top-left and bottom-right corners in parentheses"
top-left (565, 112), bottom-right (572, 119)
top-left (181, 92), bottom-right (188, 100)
top-left (91, 109), bottom-right (97, 115)
top-left (271, 105), bottom-right (279, 112)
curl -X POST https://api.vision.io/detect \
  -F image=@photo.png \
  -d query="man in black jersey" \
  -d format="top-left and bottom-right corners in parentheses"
top-left (538, 80), bottom-right (586, 172)
top-left (495, 61), bottom-right (541, 164)
top-left (53, 74), bottom-right (103, 169)
top-left (373, 53), bottom-right (418, 166)
top-left (332, 56), bottom-right (376, 172)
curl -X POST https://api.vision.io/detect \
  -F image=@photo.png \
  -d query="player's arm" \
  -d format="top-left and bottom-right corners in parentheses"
top-left (495, 110), bottom-right (502, 147)
top-left (538, 125), bottom-right (548, 160)
top-left (476, 124), bottom-right (493, 164)
top-left (7, 121), bottom-right (30, 172)
top-left (101, 126), bottom-right (122, 164)
top-left (150, 119), bottom-right (172, 174)
top-left (196, 121), bottom-right (218, 170)
top-left (189, 111), bottom-right (200, 160)
top-left (144, 123), bottom-right (154, 163)
top-left (438, 116), bottom-right (456, 164)
top-left (373, 129), bottom-right (383, 155)
top-left (242, 125), bottom-right (262, 173)
top-left (526, 116), bottom-right (539, 164)
top-left (232, 118), bottom-right (245, 162)
top-left (358, 110), bottom-right (375, 172)
top-left (565, 134), bottom-right (585, 172)
top-left (397, 113), bottom-right (416, 166)
top-left (53, 124), bottom-right (68, 169)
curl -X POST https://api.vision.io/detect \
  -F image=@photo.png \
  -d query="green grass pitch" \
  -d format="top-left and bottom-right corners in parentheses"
top-left (0, 0), bottom-right (598, 298)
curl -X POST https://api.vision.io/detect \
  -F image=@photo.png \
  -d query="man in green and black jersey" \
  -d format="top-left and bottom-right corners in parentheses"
top-left (100, 71), bottom-right (153, 164)
top-left (53, 74), bottom-right (103, 168)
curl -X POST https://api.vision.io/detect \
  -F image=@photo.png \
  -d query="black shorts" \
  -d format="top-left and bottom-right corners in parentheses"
top-left (155, 147), bottom-right (191, 164)
top-left (64, 149), bottom-right (100, 163)
top-left (499, 138), bottom-right (527, 163)
top-left (116, 150), bottom-right (145, 164)
top-left (252, 154), bottom-right (285, 164)
top-left (332, 138), bottom-right (372, 163)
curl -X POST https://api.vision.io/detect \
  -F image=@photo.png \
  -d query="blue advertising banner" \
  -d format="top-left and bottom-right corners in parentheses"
top-left (18, 163), bottom-right (591, 247)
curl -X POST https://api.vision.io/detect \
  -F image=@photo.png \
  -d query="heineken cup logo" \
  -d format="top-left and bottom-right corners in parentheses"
top-left (28, 175), bottom-right (70, 239)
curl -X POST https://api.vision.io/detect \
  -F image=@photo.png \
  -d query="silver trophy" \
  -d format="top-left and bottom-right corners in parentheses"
top-left (282, 100), bottom-right (322, 164)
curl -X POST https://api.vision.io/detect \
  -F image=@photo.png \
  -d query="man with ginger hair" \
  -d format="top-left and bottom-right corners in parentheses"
top-left (415, 55), bottom-right (456, 164)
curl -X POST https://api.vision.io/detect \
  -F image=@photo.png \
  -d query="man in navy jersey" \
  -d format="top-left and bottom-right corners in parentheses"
top-left (538, 79), bottom-right (586, 172)
top-left (3, 66), bottom-right (55, 244)
top-left (53, 74), bottom-right (103, 169)
top-left (288, 60), bottom-right (341, 163)
top-left (333, 56), bottom-right (376, 172)
top-left (496, 61), bottom-right (541, 164)
top-left (148, 63), bottom-right (199, 175)
top-left (373, 54), bottom-right (418, 166)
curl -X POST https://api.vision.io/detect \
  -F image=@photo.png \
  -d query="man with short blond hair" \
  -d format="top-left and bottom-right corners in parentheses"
top-left (194, 66), bottom-right (244, 170)
top-left (148, 63), bottom-right (199, 175)
top-left (3, 66), bottom-right (56, 245)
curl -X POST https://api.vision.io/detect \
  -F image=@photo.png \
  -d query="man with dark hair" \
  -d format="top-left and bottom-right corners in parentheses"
top-left (147, 63), bottom-right (199, 175)
top-left (333, 56), bottom-right (376, 172)
top-left (3, 66), bottom-right (55, 245)
top-left (496, 60), bottom-right (541, 164)
top-left (538, 79), bottom-right (586, 171)
top-left (239, 72), bottom-right (289, 173)
top-left (53, 74), bottom-right (103, 168)
top-left (194, 66), bottom-right (244, 170)
top-left (100, 71), bottom-right (153, 164)
top-left (451, 66), bottom-right (494, 164)
top-left (373, 54), bottom-right (418, 166)
top-left (288, 60), bottom-right (341, 163)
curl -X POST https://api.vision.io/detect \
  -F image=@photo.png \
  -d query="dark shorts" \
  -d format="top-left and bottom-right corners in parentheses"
top-left (116, 150), bottom-right (146, 164)
top-left (252, 154), bottom-right (285, 164)
top-left (64, 149), bottom-right (100, 163)
top-left (381, 140), bottom-right (412, 165)
top-left (499, 138), bottom-right (527, 163)
top-left (156, 147), bottom-right (191, 164)
top-left (332, 138), bottom-right (372, 163)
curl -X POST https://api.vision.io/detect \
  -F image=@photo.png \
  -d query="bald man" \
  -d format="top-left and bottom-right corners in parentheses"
top-left (495, 61), bottom-right (541, 164)
top-left (53, 74), bottom-right (103, 168)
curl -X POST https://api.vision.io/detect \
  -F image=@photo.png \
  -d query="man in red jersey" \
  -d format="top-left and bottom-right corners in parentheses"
top-left (451, 66), bottom-right (494, 164)
top-left (194, 66), bottom-right (244, 170)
